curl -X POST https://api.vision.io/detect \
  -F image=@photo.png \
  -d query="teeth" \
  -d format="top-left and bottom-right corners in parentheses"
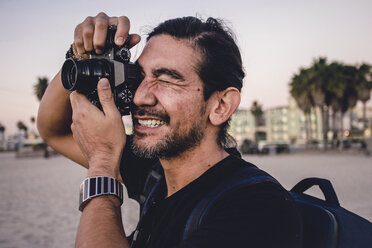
top-left (138, 119), bottom-right (165, 127)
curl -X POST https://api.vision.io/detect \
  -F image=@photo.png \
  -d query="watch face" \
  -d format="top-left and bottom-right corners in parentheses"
top-left (78, 176), bottom-right (124, 212)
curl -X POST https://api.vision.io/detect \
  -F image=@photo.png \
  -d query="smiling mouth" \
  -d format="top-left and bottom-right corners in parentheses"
top-left (137, 119), bottom-right (166, 128)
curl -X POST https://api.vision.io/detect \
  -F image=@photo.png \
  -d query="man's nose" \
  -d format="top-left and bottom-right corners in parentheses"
top-left (133, 79), bottom-right (157, 107)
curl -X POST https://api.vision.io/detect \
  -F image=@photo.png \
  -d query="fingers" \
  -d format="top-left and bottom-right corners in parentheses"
top-left (70, 91), bottom-right (87, 130)
top-left (114, 16), bottom-right (130, 46)
top-left (74, 23), bottom-right (87, 55)
top-left (93, 13), bottom-right (109, 54)
top-left (129, 34), bottom-right (141, 48)
top-left (70, 91), bottom-right (87, 115)
top-left (110, 17), bottom-right (141, 47)
top-left (82, 23), bottom-right (94, 52)
top-left (69, 79), bottom-right (118, 118)
top-left (74, 12), bottom-right (138, 56)
top-left (69, 90), bottom-right (81, 110)
top-left (96, 78), bottom-right (118, 117)
top-left (70, 91), bottom-right (99, 118)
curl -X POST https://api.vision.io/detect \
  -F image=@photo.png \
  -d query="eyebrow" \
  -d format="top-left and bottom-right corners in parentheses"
top-left (135, 61), bottom-right (185, 81)
top-left (152, 68), bottom-right (184, 81)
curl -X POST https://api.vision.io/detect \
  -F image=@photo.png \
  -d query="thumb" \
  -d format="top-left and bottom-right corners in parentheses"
top-left (97, 78), bottom-right (116, 115)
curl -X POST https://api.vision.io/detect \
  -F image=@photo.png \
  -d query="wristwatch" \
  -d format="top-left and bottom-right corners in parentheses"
top-left (79, 176), bottom-right (124, 211)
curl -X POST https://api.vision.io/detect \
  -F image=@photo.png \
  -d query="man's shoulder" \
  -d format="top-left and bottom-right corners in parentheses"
top-left (208, 153), bottom-right (290, 202)
top-left (181, 154), bottom-right (303, 248)
top-left (224, 147), bottom-right (261, 168)
top-left (202, 153), bottom-right (297, 220)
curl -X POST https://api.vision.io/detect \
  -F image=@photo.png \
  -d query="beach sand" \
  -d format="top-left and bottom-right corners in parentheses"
top-left (0, 151), bottom-right (371, 247)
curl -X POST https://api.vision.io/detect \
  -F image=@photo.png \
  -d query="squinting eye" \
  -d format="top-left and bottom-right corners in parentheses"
top-left (158, 79), bottom-right (170, 84)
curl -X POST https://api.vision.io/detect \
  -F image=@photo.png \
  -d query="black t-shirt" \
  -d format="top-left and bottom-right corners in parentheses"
top-left (120, 138), bottom-right (303, 248)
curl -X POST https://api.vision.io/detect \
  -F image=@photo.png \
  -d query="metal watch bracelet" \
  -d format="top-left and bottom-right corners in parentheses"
top-left (79, 176), bottom-right (124, 211)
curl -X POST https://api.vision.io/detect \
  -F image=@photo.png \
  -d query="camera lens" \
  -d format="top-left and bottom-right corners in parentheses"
top-left (61, 58), bottom-right (114, 93)
top-left (69, 66), bottom-right (76, 86)
top-left (61, 59), bottom-right (78, 90)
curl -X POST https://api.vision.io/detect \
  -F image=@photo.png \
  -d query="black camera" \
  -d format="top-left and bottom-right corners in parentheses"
top-left (61, 26), bottom-right (141, 115)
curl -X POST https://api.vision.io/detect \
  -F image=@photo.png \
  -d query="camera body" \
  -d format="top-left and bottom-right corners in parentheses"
top-left (61, 26), bottom-right (141, 115)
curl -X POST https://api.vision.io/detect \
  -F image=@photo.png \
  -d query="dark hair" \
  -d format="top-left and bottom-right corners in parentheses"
top-left (147, 17), bottom-right (245, 148)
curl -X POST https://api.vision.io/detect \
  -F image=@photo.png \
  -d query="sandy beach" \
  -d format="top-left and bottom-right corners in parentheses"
top-left (0, 151), bottom-right (371, 248)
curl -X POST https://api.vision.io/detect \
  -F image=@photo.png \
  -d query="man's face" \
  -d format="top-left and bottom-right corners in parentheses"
top-left (131, 34), bottom-right (209, 159)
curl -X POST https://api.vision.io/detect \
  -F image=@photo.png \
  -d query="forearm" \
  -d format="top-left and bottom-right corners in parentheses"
top-left (75, 196), bottom-right (130, 248)
top-left (37, 70), bottom-right (89, 166)
top-left (37, 70), bottom-right (73, 141)
top-left (75, 154), bottom-right (128, 247)
top-left (68, 13), bottom-right (136, 247)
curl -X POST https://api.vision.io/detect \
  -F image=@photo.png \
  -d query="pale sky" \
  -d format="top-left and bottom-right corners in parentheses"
top-left (0, 0), bottom-right (371, 134)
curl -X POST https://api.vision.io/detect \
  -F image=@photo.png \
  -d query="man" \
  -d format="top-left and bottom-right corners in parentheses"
top-left (38, 13), bottom-right (302, 247)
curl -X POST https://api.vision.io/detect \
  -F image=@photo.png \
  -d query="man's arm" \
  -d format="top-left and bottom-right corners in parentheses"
top-left (37, 69), bottom-right (88, 166)
top-left (75, 196), bottom-right (130, 248)
top-left (72, 79), bottom-right (129, 248)
top-left (38, 12), bottom-right (141, 247)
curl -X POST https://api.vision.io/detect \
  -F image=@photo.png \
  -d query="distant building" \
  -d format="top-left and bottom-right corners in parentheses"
top-left (0, 132), bottom-right (5, 151)
top-left (6, 134), bottom-right (24, 151)
top-left (265, 106), bottom-right (290, 144)
top-left (348, 105), bottom-right (372, 130)
top-left (266, 99), bottom-right (322, 145)
top-left (229, 97), bottom-right (371, 145)
top-left (228, 109), bottom-right (256, 144)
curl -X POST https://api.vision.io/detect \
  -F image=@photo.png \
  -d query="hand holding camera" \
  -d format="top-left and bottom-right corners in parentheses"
top-left (73, 13), bottom-right (139, 55)
top-left (62, 13), bottom-right (142, 115)
top-left (65, 13), bottom-right (141, 177)
top-left (69, 78), bottom-right (126, 178)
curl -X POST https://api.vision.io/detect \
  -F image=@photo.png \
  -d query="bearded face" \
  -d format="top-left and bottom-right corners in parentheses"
top-left (130, 35), bottom-right (210, 160)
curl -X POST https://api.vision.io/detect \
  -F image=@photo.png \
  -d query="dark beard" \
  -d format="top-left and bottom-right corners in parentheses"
top-left (130, 104), bottom-right (206, 159)
top-left (131, 121), bottom-right (204, 159)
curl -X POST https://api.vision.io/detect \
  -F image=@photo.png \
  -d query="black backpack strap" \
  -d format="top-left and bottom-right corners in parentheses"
top-left (182, 166), bottom-right (279, 240)
top-left (131, 162), bottom-right (164, 247)
top-left (291, 177), bottom-right (340, 206)
top-left (140, 161), bottom-right (164, 217)
top-left (290, 178), bottom-right (340, 248)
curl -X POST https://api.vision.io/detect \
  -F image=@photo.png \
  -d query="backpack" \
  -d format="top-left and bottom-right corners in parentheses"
top-left (139, 164), bottom-right (372, 248)
top-left (290, 177), bottom-right (372, 248)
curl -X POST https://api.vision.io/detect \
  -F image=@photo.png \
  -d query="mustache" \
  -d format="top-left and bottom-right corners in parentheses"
top-left (131, 107), bottom-right (170, 124)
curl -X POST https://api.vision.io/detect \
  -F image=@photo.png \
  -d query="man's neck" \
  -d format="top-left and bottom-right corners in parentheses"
top-left (160, 139), bottom-right (229, 197)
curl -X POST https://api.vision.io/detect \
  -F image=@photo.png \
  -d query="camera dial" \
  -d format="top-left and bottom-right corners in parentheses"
top-left (116, 47), bottom-right (131, 62)
top-left (118, 89), bottom-right (134, 104)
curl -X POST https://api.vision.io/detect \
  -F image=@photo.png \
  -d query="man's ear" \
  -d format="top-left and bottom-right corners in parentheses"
top-left (209, 87), bottom-right (241, 126)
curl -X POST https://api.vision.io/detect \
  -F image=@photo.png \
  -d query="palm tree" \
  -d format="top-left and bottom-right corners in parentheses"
top-left (16, 121), bottom-right (28, 151)
top-left (250, 100), bottom-right (263, 143)
top-left (327, 63), bottom-right (359, 147)
top-left (0, 123), bottom-right (5, 150)
top-left (33, 77), bottom-right (49, 157)
top-left (289, 59), bottom-right (371, 149)
top-left (17, 121), bottom-right (28, 137)
top-left (250, 101), bottom-right (263, 127)
top-left (30, 116), bottom-right (36, 136)
top-left (341, 65), bottom-right (358, 135)
top-left (289, 68), bottom-right (314, 144)
top-left (34, 77), bottom-right (49, 101)
top-left (0, 123), bottom-right (5, 134)
top-left (308, 57), bottom-right (333, 149)
top-left (355, 64), bottom-right (372, 129)
top-left (328, 63), bottom-right (347, 146)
